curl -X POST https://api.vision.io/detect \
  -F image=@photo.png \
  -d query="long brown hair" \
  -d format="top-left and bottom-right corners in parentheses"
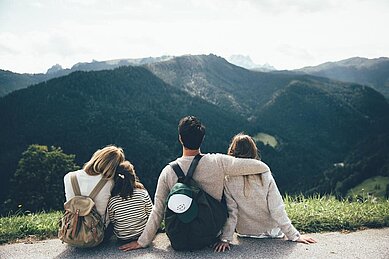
top-left (227, 133), bottom-right (262, 196)
top-left (111, 160), bottom-right (144, 199)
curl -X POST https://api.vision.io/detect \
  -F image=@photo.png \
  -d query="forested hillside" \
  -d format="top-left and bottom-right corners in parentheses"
top-left (0, 65), bottom-right (244, 211)
top-left (0, 70), bottom-right (45, 97)
top-left (145, 55), bottom-right (389, 193)
top-left (1, 55), bottom-right (388, 213)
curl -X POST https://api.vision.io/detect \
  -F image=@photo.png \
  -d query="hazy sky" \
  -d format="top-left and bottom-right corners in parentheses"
top-left (1, 0), bottom-right (389, 73)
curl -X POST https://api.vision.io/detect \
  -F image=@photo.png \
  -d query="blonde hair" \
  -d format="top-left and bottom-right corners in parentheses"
top-left (227, 133), bottom-right (262, 197)
top-left (83, 145), bottom-right (125, 179)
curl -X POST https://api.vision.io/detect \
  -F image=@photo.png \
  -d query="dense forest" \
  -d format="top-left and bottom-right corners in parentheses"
top-left (1, 55), bottom-right (388, 213)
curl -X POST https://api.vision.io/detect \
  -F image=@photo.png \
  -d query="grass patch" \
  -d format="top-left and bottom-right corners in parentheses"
top-left (0, 211), bottom-right (61, 244)
top-left (1, 196), bottom-right (388, 244)
top-left (285, 195), bottom-right (389, 233)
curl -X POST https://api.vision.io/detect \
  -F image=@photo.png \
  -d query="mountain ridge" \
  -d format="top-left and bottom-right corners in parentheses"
top-left (295, 57), bottom-right (389, 98)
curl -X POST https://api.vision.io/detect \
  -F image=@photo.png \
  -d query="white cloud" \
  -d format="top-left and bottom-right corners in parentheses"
top-left (0, 0), bottom-right (388, 72)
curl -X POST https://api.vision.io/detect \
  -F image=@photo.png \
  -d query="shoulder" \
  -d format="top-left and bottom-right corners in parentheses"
top-left (160, 164), bottom-right (173, 178)
top-left (202, 153), bottom-right (225, 160)
top-left (63, 169), bottom-right (82, 182)
top-left (108, 195), bottom-right (120, 208)
top-left (134, 188), bottom-right (150, 197)
top-left (108, 195), bottom-right (120, 203)
top-left (259, 172), bottom-right (279, 192)
top-left (199, 153), bottom-right (230, 165)
top-left (261, 171), bottom-right (272, 180)
top-left (260, 171), bottom-right (273, 185)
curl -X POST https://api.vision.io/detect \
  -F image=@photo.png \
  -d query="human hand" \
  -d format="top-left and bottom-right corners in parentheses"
top-left (119, 241), bottom-right (142, 251)
top-left (213, 240), bottom-right (231, 252)
top-left (296, 235), bottom-right (317, 244)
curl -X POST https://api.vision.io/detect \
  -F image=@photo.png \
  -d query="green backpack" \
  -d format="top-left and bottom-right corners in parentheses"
top-left (164, 154), bottom-right (228, 251)
top-left (58, 173), bottom-right (107, 247)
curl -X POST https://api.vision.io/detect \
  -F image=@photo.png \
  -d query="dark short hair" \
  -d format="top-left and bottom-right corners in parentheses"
top-left (178, 116), bottom-right (205, 150)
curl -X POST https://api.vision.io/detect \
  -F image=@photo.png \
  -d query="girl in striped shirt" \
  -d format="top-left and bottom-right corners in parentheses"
top-left (108, 160), bottom-right (153, 243)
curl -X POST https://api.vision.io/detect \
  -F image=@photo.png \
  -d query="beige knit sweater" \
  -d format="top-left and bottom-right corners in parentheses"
top-left (220, 172), bottom-right (300, 242)
top-left (137, 153), bottom-right (270, 247)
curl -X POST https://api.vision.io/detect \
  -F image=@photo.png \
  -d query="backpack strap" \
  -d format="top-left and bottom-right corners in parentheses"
top-left (185, 154), bottom-right (202, 182)
top-left (70, 173), bottom-right (81, 196)
top-left (169, 154), bottom-right (203, 184)
top-left (169, 162), bottom-right (186, 182)
top-left (89, 178), bottom-right (108, 200)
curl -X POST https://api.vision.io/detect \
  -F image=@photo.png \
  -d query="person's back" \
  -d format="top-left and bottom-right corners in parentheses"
top-left (64, 145), bottom-right (125, 219)
top-left (118, 116), bottom-right (271, 251)
top-left (215, 134), bottom-right (316, 252)
top-left (223, 171), bottom-right (298, 239)
top-left (161, 153), bottom-right (259, 201)
top-left (64, 169), bottom-right (114, 217)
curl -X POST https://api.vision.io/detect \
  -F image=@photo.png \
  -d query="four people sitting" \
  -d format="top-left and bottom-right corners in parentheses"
top-left (63, 115), bottom-right (316, 252)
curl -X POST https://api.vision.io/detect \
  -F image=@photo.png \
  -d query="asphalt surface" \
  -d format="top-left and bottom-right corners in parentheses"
top-left (1, 228), bottom-right (389, 259)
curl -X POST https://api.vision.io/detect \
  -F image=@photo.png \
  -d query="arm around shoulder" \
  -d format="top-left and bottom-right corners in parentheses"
top-left (216, 153), bottom-right (270, 176)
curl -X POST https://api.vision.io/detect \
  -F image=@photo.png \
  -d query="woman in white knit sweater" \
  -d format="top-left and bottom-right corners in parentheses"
top-left (214, 134), bottom-right (316, 252)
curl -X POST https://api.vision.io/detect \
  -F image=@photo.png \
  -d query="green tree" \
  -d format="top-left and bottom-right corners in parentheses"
top-left (6, 145), bottom-right (79, 212)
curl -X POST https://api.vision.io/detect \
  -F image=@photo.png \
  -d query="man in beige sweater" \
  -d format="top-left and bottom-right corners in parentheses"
top-left (119, 116), bottom-right (270, 251)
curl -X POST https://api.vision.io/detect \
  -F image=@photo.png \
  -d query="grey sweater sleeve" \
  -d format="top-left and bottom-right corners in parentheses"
top-left (137, 167), bottom-right (170, 247)
top-left (220, 182), bottom-right (238, 242)
top-left (267, 174), bottom-right (300, 241)
top-left (144, 190), bottom-right (153, 218)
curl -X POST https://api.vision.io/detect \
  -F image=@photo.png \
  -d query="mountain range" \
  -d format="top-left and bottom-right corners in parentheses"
top-left (0, 56), bottom-right (173, 97)
top-left (295, 57), bottom-right (389, 98)
top-left (0, 54), bottom-right (388, 212)
top-left (2, 56), bottom-right (388, 99)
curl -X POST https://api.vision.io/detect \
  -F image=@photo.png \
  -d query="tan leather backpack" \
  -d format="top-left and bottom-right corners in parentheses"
top-left (58, 173), bottom-right (107, 247)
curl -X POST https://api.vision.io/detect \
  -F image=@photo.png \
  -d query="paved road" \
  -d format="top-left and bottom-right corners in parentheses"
top-left (1, 228), bottom-right (389, 259)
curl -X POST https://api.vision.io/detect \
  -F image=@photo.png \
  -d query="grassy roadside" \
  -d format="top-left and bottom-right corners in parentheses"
top-left (0, 211), bottom-right (62, 244)
top-left (285, 195), bottom-right (389, 233)
top-left (1, 196), bottom-right (389, 244)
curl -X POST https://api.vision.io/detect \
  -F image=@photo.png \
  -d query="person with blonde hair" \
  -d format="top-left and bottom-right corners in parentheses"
top-left (108, 160), bottom-right (153, 243)
top-left (64, 145), bottom-right (125, 220)
top-left (214, 133), bottom-right (316, 252)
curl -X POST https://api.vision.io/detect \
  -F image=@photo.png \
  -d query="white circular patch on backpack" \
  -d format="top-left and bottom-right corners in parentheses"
top-left (168, 194), bottom-right (193, 213)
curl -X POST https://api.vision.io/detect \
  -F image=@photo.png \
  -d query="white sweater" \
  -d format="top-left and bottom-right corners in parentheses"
top-left (220, 172), bottom-right (300, 242)
top-left (63, 169), bottom-right (114, 218)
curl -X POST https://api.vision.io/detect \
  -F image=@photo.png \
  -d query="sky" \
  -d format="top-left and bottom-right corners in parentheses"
top-left (1, 0), bottom-right (389, 74)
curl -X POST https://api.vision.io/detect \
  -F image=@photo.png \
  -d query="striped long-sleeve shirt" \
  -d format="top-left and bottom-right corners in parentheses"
top-left (108, 188), bottom-right (153, 240)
